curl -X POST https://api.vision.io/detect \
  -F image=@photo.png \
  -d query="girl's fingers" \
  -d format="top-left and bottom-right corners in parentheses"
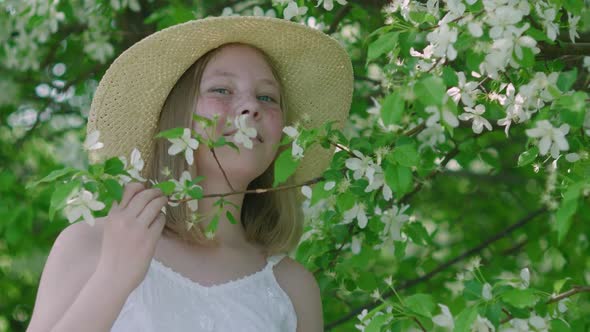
top-left (137, 196), bottom-right (168, 227)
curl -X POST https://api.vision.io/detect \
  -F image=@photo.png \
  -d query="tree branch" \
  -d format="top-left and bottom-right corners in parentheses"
top-left (325, 207), bottom-right (548, 330)
top-left (327, 3), bottom-right (353, 34)
top-left (500, 285), bottom-right (590, 324)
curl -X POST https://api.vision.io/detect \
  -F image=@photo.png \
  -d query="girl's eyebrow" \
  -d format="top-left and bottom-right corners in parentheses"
top-left (203, 70), bottom-right (278, 88)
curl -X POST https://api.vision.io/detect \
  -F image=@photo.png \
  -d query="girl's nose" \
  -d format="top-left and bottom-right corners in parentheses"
top-left (240, 108), bottom-right (260, 120)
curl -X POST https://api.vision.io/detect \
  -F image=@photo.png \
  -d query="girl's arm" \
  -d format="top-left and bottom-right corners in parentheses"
top-left (26, 219), bottom-right (130, 332)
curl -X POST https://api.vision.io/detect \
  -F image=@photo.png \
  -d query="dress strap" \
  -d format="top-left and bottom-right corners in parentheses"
top-left (266, 253), bottom-right (287, 267)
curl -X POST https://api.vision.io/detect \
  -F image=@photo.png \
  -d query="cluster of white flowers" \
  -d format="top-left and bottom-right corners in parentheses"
top-left (525, 120), bottom-right (570, 159)
top-left (3, 0), bottom-right (65, 71)
top-left (499, 314), bottom-right (550, 332)
top-left (109, 0), bottom-right (140, 12)
top-left (167, 128), bottom-right (199, 165)
top-left (354, 307), bottom-right (393, 332)
top-left (167, 170), bottom-right (202, 212)
top-left (233, 114), bottom-right (258, 149)
top-left (283, 125), bottom-right (304, 159)
top-left (63, 188), bottom-right (106, 226)
top-left (272, 0), bottom-right (308, 20)
top-left (378, 204), bottom-right (410, 244)
top-left (345, 150), bottom-right (393, 201)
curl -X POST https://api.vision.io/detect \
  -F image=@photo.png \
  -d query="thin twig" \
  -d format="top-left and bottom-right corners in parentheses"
top-left (413, 317), bottom-right (427, 332)
top-left (209, 147), bottom-right (235, 192)
top-left (327, 3), bottom-right (353, 34)
top-left (325, 207), bottom-right (548, 330)
top-left (500, 285), bottom-right (590, 324)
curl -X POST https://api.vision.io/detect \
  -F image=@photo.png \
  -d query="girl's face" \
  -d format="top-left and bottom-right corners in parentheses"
top-left (193, 44), bottom-right (285, 185)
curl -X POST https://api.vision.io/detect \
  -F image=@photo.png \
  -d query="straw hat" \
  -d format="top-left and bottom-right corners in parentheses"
top-left (87, 15), bottom-right (353, 185)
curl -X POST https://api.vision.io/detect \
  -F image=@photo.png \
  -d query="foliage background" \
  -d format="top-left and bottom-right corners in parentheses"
top-left (1, 0), bottom-right (589, 331)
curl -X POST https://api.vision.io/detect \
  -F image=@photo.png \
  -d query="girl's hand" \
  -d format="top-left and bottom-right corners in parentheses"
top-left (95, 182), bottom-right (168, 292)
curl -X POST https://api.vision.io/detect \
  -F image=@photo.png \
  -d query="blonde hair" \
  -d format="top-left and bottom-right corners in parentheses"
top-left (145, 43), bottom-right (303, 256)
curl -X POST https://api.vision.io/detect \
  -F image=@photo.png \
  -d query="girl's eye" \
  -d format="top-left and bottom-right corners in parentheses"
top-left (257, 95), bottom-right (276, 103)
top-left (211, 88), bottom-right (230, 94)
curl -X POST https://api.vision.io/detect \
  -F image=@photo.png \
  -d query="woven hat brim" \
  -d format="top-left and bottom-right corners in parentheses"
top-left (87, 16), bottom-right (353, 185)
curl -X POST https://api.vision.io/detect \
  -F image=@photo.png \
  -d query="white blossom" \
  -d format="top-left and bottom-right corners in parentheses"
top-left (535, 3), bottom-right (559, 41)
top-left (447, 72), bottom-right (480, 107)
top-left (301, 185), bottom-right (312, 199)
top-left (417, 123), bottom-right (446, 151)
top-left (83, 130), bottom-right (104, 151)
top-left (528, 314), bottom-right (549, 332)
top-left (118, 148), bottom-right (147, 184)
top-left (252, 6), bottom-right (276, 17)
top-left (283, 126), bottom-right (304, 159)
top-left (432, 304), bottom-right (454, 330)
top-left (351, 234), bottom-right (362, 254)
top-left (283, 1), bottom-right (308, 20)
top-left (167, 128), bottom-right (199, 165)
top-left (496, 83), bottom-right (528, 137)
top-left (425, 105), bottom-right (459, 128)
top-left (468, 21), bottom-right (483, 37)
top-left (343, 203), bottom-right (368, 228)
top-left (482, 283), bottom-right (493, 300)
top-left (486, 4), bottom-right (527, 39)
top-left (233, 114), bottom-right (258, 149)
top-left (316, 0), bottom-right (347, 11)
top-left (426, 23), bottom-right (458, 60)
top-left (525, 120), bottom-right (570, 159)
top-left (346, 150), bottom-right (378, 183)
top-left (520, 267), bottom-right (530, 288)
top-left (380, 204), bottom-right (410, 242)
top-left (459, 104), bottom-right (493, 134)
top-left (471, 314), bottom-right (495, 332)
top-left (63, 189), bottom-right (105, 226)
top-left (567, 13), bottom-right (580, 43)
top-left (168, 171), bottom-right (201, 212)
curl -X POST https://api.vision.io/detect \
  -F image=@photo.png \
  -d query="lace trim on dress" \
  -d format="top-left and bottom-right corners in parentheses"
top-left (149, 253), bottom-right (286, 292)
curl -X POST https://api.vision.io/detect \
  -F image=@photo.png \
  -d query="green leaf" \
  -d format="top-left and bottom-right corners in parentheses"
top-left (381, 91), bottom-right (405, 126)
top-left (392, 139), bottom-right (419, 167)
top-left (154, 127), bottom-right (185, 139)
top-left (26, 167), bottom-right (78, 190)
top-left (368, 31), bottom-right (399, 62)
top-left (556, 182), bottom-right (584, 244)
top-left (104, 157), bottom-right (125, 175)
top-left (49, 181), bottom-right (80, 222)
top-left (153, 180), bottom-right (177, 195)
top-left (206, 213), bottom-right (220, 233)
top-left (226, 211), bottom-right (237, 225)
top-left (515, 47), bottom-right (535, 68)
top-left (550, 319), bottom-right (571, 332)
top-left (453, 305), bottom-right (478, 332)
top-left (553, 277), bottom-right (571, 293)
top-left (404, 293), bottom-right (435, 318)
top-left (563, 0), bottom-right (583, 14)
top-left (365, 314), bottom-right (389, 332)
top-left (555, 92), bottom-right (587, 127)
top-left (404, 222), bottom-right (432, 245)
top-left (517, 146), bottom-right (539, 167)
top-left (415, 76), bottom-right (446, 106)
top-left (442, 66), bottom-right (459, 87)
top-left (557, 68), bottom-right (578, 92)
top-left (336, 191), bottom-right (356, 213)
top-left (273, 148), bottom-right (300, 187)
top-left (463, 279), bottom-right (483, 301)
top-left (501, 288), bottom-right (540, 309)
top-left (103, 179), bottom-right (123, 202)
top-left (384, 164), bottom-right (413, 196)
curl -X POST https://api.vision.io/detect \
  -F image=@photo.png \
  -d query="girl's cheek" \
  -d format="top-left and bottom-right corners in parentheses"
top-left (194, 96), bottom-right (232, 135)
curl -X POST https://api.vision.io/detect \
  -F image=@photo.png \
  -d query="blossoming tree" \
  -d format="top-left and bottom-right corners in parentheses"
top-left (1, 0), bottom-right (589, 331)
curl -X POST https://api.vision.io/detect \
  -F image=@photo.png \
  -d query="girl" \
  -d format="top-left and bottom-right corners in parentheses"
top-left (27, 15), bottom-right (352, 332)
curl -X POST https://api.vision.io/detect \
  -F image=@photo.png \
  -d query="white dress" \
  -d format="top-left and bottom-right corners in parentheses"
top-left (110, 254), bottom-right (298, 331)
